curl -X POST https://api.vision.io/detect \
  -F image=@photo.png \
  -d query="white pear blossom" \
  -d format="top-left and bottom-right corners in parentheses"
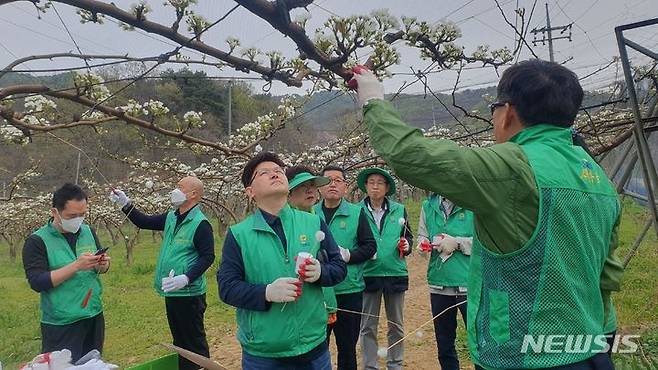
top-left (143, 100), bottom-right (170, 116)
top-left (183, 111), bottom-right (205, 128)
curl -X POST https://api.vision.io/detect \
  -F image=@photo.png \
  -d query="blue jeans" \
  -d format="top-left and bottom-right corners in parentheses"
top-left (242, 348), bottom-right (331, 370)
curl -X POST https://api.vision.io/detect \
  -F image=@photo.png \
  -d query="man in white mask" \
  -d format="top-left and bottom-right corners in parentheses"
top-left (110, 176), bottom-right (215, 370)
top-left (22, 183), bottom-right (110, 362)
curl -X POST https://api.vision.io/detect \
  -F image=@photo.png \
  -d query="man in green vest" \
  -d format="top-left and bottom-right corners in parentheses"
top-left (357, 167), bottom-right (412, 370)
top-left (110, 176), bottom-right (215, 370)
top-left (316, 165), bottom-right (377, 370)
top-left (22, 183), bottom-right (110, 362)
top-left (217, 152), bottom-right (347, 370)
top-left (417, 194), bottom-right (474, 370)
top-left (351, 60), bottom-right (623, 369)
top-left (284, 165), bottom-right (337, 339)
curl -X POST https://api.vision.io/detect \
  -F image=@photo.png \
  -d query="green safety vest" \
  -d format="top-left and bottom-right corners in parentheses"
top-left (153, 206), bottom-right (208, 297)
top-left (34, 222), bottom-right (103, 325)
top-left (362, 199), bottom-right (408, 277)
top-left (468, 124), bottom-right (620, 369)
top-left (231, 205), bottom-right (327, 358)
top-left (422, 195), bottom-right (473, 287)
top-left (314, 200), bottom-right (364, 295)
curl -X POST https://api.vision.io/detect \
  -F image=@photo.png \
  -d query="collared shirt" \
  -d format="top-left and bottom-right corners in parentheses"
top-left (440, 197), bottom-right (454, 221)
top-left (321, 201), bottom-right (377, 264)
top-left (362, 197), bottom-right (413, 293)
top-left (365, 198), bottom-right (388, 230)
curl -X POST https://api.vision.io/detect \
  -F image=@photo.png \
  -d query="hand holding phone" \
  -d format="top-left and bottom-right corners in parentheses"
top-left (95, 247), bottom-right (109, 256)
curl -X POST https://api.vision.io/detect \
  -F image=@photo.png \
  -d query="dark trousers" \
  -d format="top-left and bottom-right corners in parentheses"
top-left (544, 353), bottom-right (615, 369)
top-left (473, 353), bottom-right (614, 370)
top-left (471, 331), bottom-right (616, 370)
top-left (165, 294), bottom-right (210, 370)
top-left (41, 313), bottom-right (104, 363)
top-left (242, 348), bottom-right (331, 370)
top-left (327, 292), bottom-right (362, 370)
top-left (606, 330), bottom-right (616, 356)
top-left (430, 293), bottom-right (468, 370)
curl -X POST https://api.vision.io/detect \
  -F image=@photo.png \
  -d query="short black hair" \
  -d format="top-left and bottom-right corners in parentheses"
top-left (286, 165), bottom-right (315, 181)
top-left (241, 152), bottom-right (286, 187)
top-left (321, 165), bottom-right (346, 179)
top-left (52, 183), bottom-right (87, 211)
top-left (497, 59), bottom-right (583, 127)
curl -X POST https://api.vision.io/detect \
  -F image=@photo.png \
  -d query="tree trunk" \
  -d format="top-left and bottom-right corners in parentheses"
top-left (105, 222), bottom-right (118, 245)
top-left (9, 241), bottom-right (17, 262)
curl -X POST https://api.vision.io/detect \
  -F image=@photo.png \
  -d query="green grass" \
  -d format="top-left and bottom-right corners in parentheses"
top-left (1, 201), bottom-right (657, 368)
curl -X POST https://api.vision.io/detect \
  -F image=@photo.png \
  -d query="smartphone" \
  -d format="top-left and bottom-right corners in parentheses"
top-left (95, 247), bottom-right (110, 255)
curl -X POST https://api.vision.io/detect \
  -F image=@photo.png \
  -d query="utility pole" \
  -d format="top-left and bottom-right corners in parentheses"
top-left (431, 102), bottom-right (436, 127)
top-left (530, 3), bottom-right (573, 62)
top-left (227, 80), bottom-right (233, 136)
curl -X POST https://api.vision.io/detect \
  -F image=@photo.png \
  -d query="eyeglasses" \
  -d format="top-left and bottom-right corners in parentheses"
top-left (249, 167), bottom-right (285, 185)
top-left (489, 101), bottom-right (509, 115)
top-left (327, 177), bottom-right (345, 185)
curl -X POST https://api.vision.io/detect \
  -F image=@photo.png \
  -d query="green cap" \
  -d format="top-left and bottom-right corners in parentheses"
top-left (356, 167), bottom-right (396, 196)
top-left (288, 172), bottom-right (331, 191)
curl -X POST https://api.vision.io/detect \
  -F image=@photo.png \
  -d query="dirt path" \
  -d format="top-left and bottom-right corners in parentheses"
top-left (209, 253), bottom-right (475, 369)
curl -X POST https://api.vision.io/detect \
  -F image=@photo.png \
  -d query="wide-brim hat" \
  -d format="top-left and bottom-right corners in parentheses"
top-left (288, 172), bottom-right (331, 191)
top-left (356, 167), bottom-right (396, 196)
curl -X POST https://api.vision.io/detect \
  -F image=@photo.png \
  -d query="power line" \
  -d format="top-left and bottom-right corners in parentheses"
top-left (311, 2), bottom-right (339, 17)
top-left (81, 3), bottom-right (242, 116)
top-left (553, 0), bottom-right (607, 62)
top-left (472, 16), bottom-right (516, 41)
top-left (572, 0), bottom-right (600, 23)
top-left (51, 2), bottom-right (92, 72)
top-left (0, 40), bottom-right (19, 59)
top-left (529, 3), bottom-right (572, 63)
top-left (432, 0), bottom-right (477, 25)
top-left (8, 3), bottom-right (122, 54)
top-left (246, 0), bottom-right (329, 49)
top-left (0, 15), bottom-right (80, 49)
top-left (453, 0), bottom-right (516, 25)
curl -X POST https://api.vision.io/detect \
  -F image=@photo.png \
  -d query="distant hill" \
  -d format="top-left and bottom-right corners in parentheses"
top-left (0, 72), bottom-right (74, 89)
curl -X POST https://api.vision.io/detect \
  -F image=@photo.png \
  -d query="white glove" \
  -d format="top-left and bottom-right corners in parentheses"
top-left (299, 257), bottom-right (321, 283)
top-left (161, 269), bottom-right (189, 293)
top-left (351, 67), bottom-right (384, 107)
top-left (436, 234), bottom-right (459, 262)
top-left (265, 277), bottom-right (301, 303)
top-left (109, 189), bottom-right (130, 208)
top-left (339, 246), bottom-right (351, 263)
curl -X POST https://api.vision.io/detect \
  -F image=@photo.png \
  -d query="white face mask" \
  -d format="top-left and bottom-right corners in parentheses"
top-left (56, 210), bottom-right (84, 233)
top-left (170, 188), bottom-right (187, 207)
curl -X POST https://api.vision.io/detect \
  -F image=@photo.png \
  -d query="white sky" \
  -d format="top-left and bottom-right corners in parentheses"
top-left (0, 0), bottom-right (657, 95)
